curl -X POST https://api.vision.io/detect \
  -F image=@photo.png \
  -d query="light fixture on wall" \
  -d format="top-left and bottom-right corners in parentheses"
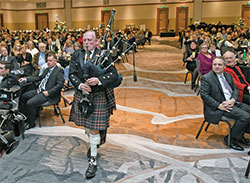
top-left (36, 2), bottom-right (46, 9)
top-left (103, 0), bottom-right (109, 5)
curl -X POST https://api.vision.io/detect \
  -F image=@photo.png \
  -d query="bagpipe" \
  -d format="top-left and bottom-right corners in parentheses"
top-left (78, 9), bottom-right (137, 117)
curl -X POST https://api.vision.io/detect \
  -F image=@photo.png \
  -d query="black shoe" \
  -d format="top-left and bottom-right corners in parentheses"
top-left (224, 136), bottom-right (244, 151)
top-left (85, 156), bottom-right (97, 179)
top-left (87, 148), bottom-right (91, 159)
top-left (230, 142), bottom-right (244, 151)
top-left (25, 123), bottom-right (35, 130)
top-left (239, 137), bottom-right (250, 146)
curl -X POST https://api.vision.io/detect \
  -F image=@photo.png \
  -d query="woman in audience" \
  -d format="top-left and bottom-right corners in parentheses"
top-left (26, 40), bottom-right (39, 58)
top-left (17, 44), bottom-right (33, 76)
top-left (183, 41), bottom-right (199, 89)
top-left (62, 39), bottom-right (74, 55)
top-left (197, 43), bottom-right (215, 75)
top-left (208, 41), bottom-right (221, 56)
top-left (11, 40), bottom-right (21, 58)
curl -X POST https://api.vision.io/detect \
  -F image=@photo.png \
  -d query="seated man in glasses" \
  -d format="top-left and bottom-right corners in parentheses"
top-left (223, 51), bottom-right (250, 105)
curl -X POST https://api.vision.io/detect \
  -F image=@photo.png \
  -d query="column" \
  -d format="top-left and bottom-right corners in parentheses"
top-left (64, 0), bottom-right (72, 29)
top-left (193, 0), bottom-right (202, 23)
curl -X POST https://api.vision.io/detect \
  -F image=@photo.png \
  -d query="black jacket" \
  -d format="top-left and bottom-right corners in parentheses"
top-left (0, 74), bottom-right (20, 89)
top-left (200, 71), bottom-right (238, 124)
top-left (27, 66), bottom-right (64, 103)
top-left (69, 48), bottom-right (119, 93)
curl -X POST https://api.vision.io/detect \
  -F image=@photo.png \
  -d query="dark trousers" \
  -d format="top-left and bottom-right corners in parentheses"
top-left (223, 102), bottom-right (250, 140)
top-left (145, 37), bottom-right (151, 45)
top-left (243, 93), bottom-right (250, 105)
top-left (19, 90), bottom-right (48, 126)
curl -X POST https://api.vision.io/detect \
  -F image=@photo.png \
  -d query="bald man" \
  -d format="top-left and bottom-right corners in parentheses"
top-left (69, 31), bottom-right (119, 179)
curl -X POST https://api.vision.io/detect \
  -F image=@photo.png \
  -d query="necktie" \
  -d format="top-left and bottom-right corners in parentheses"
top-left (2, 57), bottom-right (7, 61)
top-left (37, 69), bottom-right (52, 93)
top-left (86, 51), bottom-right (92, 61)
top-left (220, 75), bottom-right (233, 95)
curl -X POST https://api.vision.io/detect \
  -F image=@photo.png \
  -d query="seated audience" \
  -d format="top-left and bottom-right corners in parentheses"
top-left (235, 34), bottom-right (248, 52)
top-left (11, 40), bottom-right (21, 58)
top-left (200, 56), bottom-right (250, 151)
top-left (223, 51), bottom-right (250, 105)
top-left (17, 45), bottom-right (33, 76)
top-left (183, 40), bottom-right (199, 89)
top-left (197, 43), bottom-right (216, 75)
top-left (0, 45), bottom-right (19, 71)
top-left (19, 52), bottom-right (64, 130)
top-left (26, 40), bottom-right (39, 58)
top-left (0, 61), bottom-right (19, 88)
top-left (32, 43), bottom-right (47, 76)
top-left (221, 34), bottom-right (235, 55)
top-left (46, 38), bottom-right (59, 53)
top-left (209, 42), bottom-right (221, 56)
top-left (63, 39), bottom-right (74, 54)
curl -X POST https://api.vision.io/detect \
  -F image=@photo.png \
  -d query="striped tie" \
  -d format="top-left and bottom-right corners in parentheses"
top-left (220, 75), bottom-right (233, 95)
top-left (37, 69), bottom-right (51, 93)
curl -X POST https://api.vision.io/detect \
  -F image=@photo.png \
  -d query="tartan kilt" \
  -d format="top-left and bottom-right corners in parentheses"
top-left (69, 90), bottom-right (110, 130)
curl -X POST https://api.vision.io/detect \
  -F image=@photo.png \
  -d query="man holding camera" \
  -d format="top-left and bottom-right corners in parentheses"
top-left (0, 61), bottom-right (21, 157)
top-left (0, 61), bottom-right (19, 88)
top-left (69, 31), bottom-right (119, 179)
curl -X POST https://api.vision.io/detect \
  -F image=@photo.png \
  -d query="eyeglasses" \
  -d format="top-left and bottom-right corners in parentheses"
top-left (225, 57), bottom-right (233, 59)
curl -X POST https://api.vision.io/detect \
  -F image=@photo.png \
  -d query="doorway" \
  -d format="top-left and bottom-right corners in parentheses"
top-left (0, 14), bottom-right (3, 27)
top-left (101, 10), bottom-right (111, 27)
top-left (242, 5), bottom-right (250, 27)
top-left (35, 13), bottom-right (49, 30)
top-left (176, 7), bottom-right (188, 34)
top-left (157, 8), bottom-right (169, 36)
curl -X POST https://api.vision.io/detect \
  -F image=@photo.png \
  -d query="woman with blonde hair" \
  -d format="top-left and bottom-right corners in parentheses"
top-left (11, 40), bottom-right (21, 58)
top-left (17, 44), bottom-right (33, 76)
top-left (26, 40), bottom-right (39, 57)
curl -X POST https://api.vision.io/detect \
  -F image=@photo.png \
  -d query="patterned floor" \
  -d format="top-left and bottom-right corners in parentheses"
top-left (0, 127), bottom-right (249, 183)
top-left (1, 40), bottom-right (250, 182)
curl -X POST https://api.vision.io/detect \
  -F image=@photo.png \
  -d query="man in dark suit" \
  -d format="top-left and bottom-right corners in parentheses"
top-left (200, 56), bottom-right (250, 151)
top-left (19, 52), bottom-right (64, 129)
top-left (69, 31), bottom-right (119, 179)
top-left (0, 46), bottom-right (19, 71)
top-left (32, 43), bottom-right (47, 76)
top-left (0, 61), bottom-right (19, 89)
top-left (46, 38), bottom-right (59, 53)
top-left (144, 29), bottom-right (153, 45)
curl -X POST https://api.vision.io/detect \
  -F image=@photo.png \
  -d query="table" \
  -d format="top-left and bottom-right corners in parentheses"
top-left (160, 32), bottom-right (176, 37)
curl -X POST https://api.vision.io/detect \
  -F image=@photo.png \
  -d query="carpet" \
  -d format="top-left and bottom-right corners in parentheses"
top-left (0, 133), bottom-right (168, 183)
top-left (0, 126), bottom-right (249, 183)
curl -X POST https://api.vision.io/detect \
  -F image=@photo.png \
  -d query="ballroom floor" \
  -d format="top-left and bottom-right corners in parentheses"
top-left (4, 38), bottom-right (249, 183)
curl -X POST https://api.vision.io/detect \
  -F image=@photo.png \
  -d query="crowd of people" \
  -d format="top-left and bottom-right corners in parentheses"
top-left (0, 23), bottom-right (250, 178)
top-left (181, 24), bottom-right (250, 151)
top-left (181, 25), bottom-right (250, 90)
top-left (0, 25), bottom-right (153, 178)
